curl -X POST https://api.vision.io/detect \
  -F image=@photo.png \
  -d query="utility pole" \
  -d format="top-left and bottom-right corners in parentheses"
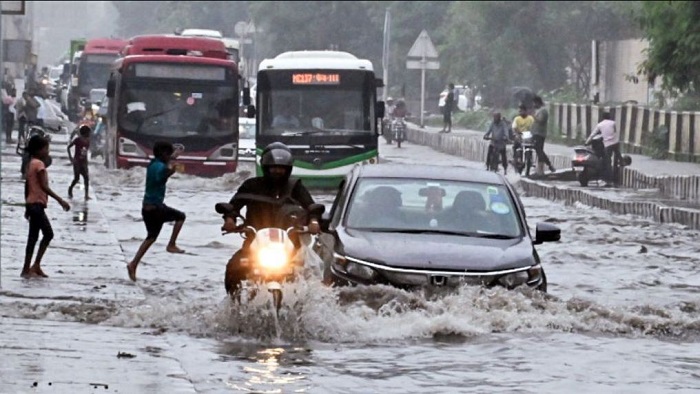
top-left (1, 1), bottom-right (28, 288)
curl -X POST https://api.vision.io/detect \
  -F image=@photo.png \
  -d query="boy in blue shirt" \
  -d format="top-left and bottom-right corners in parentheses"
top-left (127, 141), bottom-right (186, 281)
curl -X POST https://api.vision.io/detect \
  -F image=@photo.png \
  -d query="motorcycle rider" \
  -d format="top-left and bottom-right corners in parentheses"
top-left (221, 142), bottom-right (321, 293)
top-left (483, 111), bottom-right (512, 174)
top-left (511, 104), bottom-right (534, 159)
top-left (585, 111), bottom-right (620, 187)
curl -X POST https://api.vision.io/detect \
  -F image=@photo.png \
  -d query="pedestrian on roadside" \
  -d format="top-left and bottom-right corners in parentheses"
top-left (67, 125), bottom-right (91, 200)
top-left (22, 135), bottom-right (71, 278)
top-left (532, 96), bottom-right (556, 175)
top-left (2, 86), bottom-right (15, 144)
top-left (440, 83), bottom-right (456, 133)
top-left (586, 111), bottom-right (621, 187)
top-left (127, 141), bottom-right (186, 282)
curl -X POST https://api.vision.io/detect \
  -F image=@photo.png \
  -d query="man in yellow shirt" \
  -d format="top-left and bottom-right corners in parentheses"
top-left (511, 105), bottom-right (534, 158)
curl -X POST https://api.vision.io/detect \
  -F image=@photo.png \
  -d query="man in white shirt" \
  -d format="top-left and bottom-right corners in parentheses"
top-left (586, 112), bottom-right (620, 186)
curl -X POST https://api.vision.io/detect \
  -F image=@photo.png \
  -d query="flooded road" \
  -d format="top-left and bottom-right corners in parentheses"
top-left (2, 139), bottom-right (700, 393)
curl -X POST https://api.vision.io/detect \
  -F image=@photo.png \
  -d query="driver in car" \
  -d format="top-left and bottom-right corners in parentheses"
top-left (220, 142), bottom-right (321, 293)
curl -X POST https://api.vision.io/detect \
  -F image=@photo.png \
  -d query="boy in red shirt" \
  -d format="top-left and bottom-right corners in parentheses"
top-left (67, 125), bottom-right (91, 200)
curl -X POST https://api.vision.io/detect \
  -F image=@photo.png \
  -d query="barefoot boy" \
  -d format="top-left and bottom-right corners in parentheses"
top-left (23, 135), bottom-right (71, 278)
top-left (127, 141), bottom-right (186, 281)
top-left (67, 125), bottom-right (91, 200)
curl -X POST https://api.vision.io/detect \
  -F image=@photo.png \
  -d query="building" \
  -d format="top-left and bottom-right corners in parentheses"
top-left (590, 38), bottom-right (661, 106)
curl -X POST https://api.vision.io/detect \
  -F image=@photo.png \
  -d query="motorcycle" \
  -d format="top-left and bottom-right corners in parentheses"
top-left (571, 136), bottom-right (632, 187)
top-left (215, 200), bottom-right (325, 314)
top-left (483, 135), bottom-right (510, 173)
top-left (90, 118), bottom-right (106, 159)
top-left (392, 117), bottom-right (406, 148)
top-left (512, 130), bottom-right (536, 176)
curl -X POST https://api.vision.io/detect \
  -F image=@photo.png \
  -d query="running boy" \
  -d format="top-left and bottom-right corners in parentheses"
top-left (127, 141), bottom-right (186, 281)
top-left (23, 135), bottom-right (70, 278)
top-left (67, 125), bottom-right (91, 200)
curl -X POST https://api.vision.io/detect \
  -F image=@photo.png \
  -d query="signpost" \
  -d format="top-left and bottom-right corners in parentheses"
top-left (406, 30), bottom-right (439, 128)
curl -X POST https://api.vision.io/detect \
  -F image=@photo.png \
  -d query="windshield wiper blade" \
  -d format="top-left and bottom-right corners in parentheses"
top-left (362, 228), bottom-right (516, 239)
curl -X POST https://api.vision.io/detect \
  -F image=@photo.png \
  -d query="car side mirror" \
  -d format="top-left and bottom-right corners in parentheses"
top-left (246, 105), bottom-right (256, 118)
top-left (376, 101), bottom-right (385, 119)
top-left (320, 211), bottom-right (332, 232)
top-left (533, 222), bottom-right (561, 245)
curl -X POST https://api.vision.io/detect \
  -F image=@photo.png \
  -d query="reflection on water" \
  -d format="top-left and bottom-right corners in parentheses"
top-left (72, 208), bottom-right (88, 229)
top-left (219, 342), bottom-right (312, 393)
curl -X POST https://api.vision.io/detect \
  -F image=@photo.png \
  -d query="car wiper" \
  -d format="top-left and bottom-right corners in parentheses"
top-left (281, 129), bottom-right (325, 136)
top-left (362, 228), bottom-right (517, 239)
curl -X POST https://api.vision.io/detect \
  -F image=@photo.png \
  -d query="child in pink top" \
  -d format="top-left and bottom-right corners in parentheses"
top-left (23, 136), bottom-right (70, 278)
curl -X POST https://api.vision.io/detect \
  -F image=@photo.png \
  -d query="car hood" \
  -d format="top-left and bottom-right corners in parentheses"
top-left (338, 229), bottom-right (535, 272)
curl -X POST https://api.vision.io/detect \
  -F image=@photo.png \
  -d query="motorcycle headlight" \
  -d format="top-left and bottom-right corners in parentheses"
top-left (257, 245), bottom-right (288, 271)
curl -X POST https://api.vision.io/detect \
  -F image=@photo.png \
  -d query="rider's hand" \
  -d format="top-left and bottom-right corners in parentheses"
top-left (308, 220), bottom-right (321, 234)
top-left (222, 217), bottom-right (238, 233)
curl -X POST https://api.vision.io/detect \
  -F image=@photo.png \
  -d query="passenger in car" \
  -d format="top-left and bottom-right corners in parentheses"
top-left (440, 190), bottom-right (491, 233)
top-left (351, 186), bottom-right (405, 228)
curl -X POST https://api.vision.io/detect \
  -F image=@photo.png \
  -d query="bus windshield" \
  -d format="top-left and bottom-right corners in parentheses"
top-left (78, 54), bottom-right (118, 95)
top-left (258, 70), bottom-right (374, 136)
top-left (118, 79), bottom-right (237, 138)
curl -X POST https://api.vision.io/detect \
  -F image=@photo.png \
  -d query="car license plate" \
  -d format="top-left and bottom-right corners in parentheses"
top-left (573, 166), bottom-right (584, 172)
top-left (174, 163), bottom-right (185, 173)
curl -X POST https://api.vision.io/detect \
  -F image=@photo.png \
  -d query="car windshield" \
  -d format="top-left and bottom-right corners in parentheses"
top-left (78, 54), bottom-right (117, 94)
top-left (258, 70), bottom-right (374, 136)
top-left (118, 80), bottom-right (237, 138)
top-left (239, 121), bottom-right (255, 139)
top-left (345, 178), bottom-right (522, 238)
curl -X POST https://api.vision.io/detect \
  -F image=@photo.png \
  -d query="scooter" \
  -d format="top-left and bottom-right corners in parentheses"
top-left (571, 136), bottom-right (632, 187)
top-left (215, 201), bottom-right (325, 314)
top-left (512, 130), bottom-right (536, 176)
top-left (392, 117), bottom-right (406, 148)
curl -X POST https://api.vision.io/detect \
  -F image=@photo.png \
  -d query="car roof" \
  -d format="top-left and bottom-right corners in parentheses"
top-left (354, 164), bottom-right (506, 185)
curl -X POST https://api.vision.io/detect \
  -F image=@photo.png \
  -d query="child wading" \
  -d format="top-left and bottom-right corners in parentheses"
top-left (67, 125), bottom-right (91, 200)
top-left (127, 141), bottom-right (186, 281)
top-left (23, 135), bottom-right (70, 278)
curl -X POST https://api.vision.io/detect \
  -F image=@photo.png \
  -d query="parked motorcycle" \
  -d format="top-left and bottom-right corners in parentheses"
top-left (392, 117), bottom-right (406, 148)
top-left (571, 136), bottom-right (632, 186)
top-left (512, 130), bottom-right (536, 176)
top-left (215, 201), bottom-right (325, 314)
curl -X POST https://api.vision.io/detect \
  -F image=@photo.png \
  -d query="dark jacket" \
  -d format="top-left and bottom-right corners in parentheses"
top-left (228, 177), bottom-right (318, 230)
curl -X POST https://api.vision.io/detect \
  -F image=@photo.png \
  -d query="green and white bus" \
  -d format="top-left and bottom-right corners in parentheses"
top-left (250, 51), bottom-right (384, 188)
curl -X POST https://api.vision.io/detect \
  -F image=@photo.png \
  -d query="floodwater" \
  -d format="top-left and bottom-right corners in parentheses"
top-left (1, 138), bottom-right (700, 393)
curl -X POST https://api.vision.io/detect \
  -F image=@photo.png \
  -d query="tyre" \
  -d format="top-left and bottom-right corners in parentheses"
top-left (578, 170), bottom-right (589, 187)
top-left (524, 151), bottom-right (533, 177)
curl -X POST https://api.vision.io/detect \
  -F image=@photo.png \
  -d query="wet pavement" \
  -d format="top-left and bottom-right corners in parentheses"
top-left (1, 130), bottom-right (700, 393)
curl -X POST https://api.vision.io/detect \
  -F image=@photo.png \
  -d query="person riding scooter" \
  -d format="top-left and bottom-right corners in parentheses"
top-left (221, 142), bottom-right (322, 293)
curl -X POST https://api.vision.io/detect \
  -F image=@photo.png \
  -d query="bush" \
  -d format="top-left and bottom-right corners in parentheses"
top-left (642, 125), bottom-right (669, 159)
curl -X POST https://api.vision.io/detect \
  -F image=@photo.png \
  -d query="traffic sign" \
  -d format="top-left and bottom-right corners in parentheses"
top-left (406, 59), bottom-right (440, 70)
top-left (407, 30), bottom-right (438, 59)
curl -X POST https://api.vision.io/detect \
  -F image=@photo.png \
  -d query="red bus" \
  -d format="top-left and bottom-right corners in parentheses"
top-left (104, 35), bottom-right (239, 177)
top-left (69, 38), bottom-right (127, 119)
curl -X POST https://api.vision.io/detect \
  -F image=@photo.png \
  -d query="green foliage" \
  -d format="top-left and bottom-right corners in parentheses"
top-left (641, 125), bottom-right (669, 159)
top-left (638, 1), bottom-right (700, 94)
top-left (453, 111), bottom-right (492, 131)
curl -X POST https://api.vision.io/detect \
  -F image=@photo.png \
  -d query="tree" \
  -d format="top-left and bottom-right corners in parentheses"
top-left (638, 1), bottom-right (700, 94)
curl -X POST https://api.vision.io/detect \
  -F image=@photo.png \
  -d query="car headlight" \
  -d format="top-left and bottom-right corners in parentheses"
top-left (208, 143), bottom-right (237, 160)
top-left (498, 270), bottom-right (530, 288)
top-left (257, 245), bottom-right (288, 271)
top-left (119, 137), bottom-right (148, 157)
top-left (346, 262), bottom-right (377, 281)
